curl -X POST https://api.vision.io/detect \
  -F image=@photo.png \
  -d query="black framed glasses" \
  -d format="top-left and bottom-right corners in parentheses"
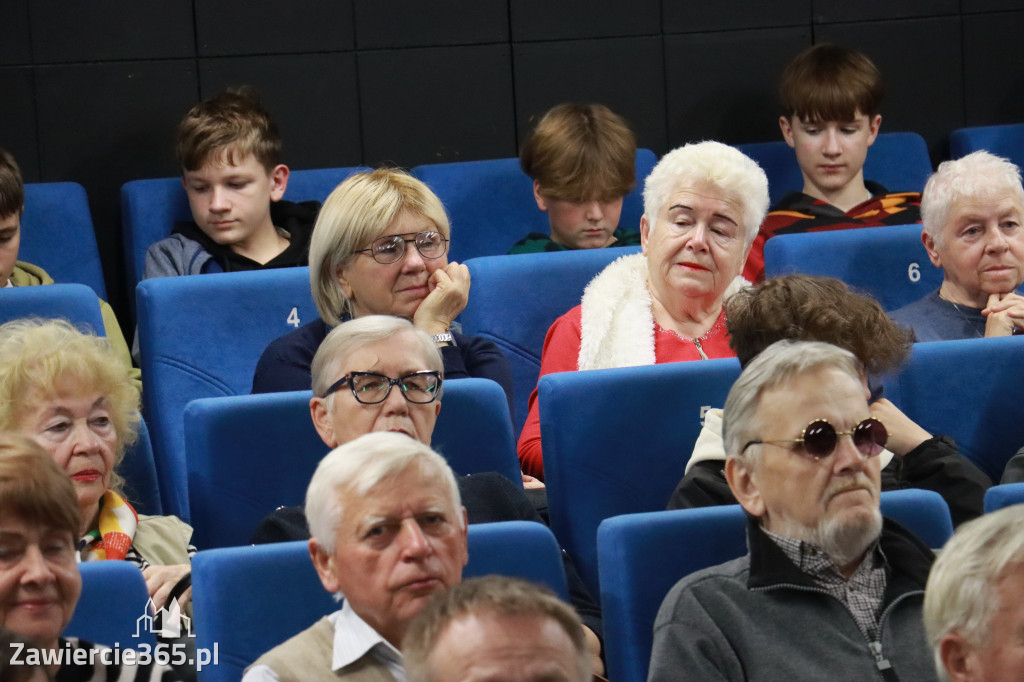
top-left (741, 417), bottom-right (887, 461)
top-left (322, 371), bottom-right (443, 404)
top-left (355, 231), bottom-right (448, 264)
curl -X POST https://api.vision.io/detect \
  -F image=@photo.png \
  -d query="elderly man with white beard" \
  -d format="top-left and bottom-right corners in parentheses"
top-left (648, 340), bottom-right (938, 682)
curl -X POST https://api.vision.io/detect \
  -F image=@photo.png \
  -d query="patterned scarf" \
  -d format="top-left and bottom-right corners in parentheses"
top-left (79, 490), bottom-right (138, 561)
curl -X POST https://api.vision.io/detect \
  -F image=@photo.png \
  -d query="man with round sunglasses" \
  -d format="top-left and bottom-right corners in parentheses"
top-left (667, 274), bottom-right (989, 526)
top-left (649, 340), bottom-right (938, 682)
top-left (251, 315), bottom-right (606, 678)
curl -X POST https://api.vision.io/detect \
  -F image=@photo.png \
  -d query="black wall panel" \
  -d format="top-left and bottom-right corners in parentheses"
top-left (354, 0), bottom-right (508, 49)
top-left (358, 45), bottom-right (515, 167)
top-left (664, 0), bottom-right (810, 33)
top-left (0, 1), bottom-right (31, 65)
top-left (195, 0), bottom-right (354, 56)
top-left (665, 28), bottom-right (810, 148)
top-left (510, 0), bottom-right (660, 41)
top-left (199, 54), bottom-right (363, 170)
top-left (0, 68), bottom-right (38, 181)
top-left (30, 1), bottom-right (194, 62)
top-left (965, 0), bottom-right (1024, 11)
top-left (813, 0), bottom-right (957, 23)
top-left (816, 17), bottom-right (963, 163)
top-left (963, 12), bottom-right (1024, 125)
top-left (35, 61), bottom-right (198, 312)
top-left (513, 36), bottom-right (667, 153)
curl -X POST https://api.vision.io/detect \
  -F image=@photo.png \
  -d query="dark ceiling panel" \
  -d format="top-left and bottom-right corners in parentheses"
top-left (511, 0), bottom-right (660, 41)
top-left (665, 27), bottom-right (810, 148)
top-left (199, 54), bottom-right (363, 169)
top-left (513, 36), bottom-right (667, 154)
top-left (30, 1), bottom-right (194, 62)
top-left (359, 45), bottom-right (515, 167)
top-left (195, 0), bottom-right (354, 56)
top-left (354, 0), bottom-right (508, 49)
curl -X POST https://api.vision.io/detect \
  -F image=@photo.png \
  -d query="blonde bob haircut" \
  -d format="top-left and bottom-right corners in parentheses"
top-left (309, 169), bottom-right (451, 326)
top-left (0, 318), bottom-right (141, 495)
top-left (642, 141), bottom-right (769, 248)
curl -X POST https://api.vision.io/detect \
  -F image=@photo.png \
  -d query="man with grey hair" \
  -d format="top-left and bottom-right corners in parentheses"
top-left (244, 432), bottom-right (469, 681)
top-left (403, 576), bottom-right (591, 682)
top-left (924, 504), bottom-right (1024, 682)
top-left (892, 150), bottom-right (1024, 340)
top-left (649, 340), bottom-right (937, 681)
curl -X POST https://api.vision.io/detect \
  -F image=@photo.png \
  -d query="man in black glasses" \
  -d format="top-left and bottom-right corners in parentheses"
top-left (649, 340), bottom-right (938, 682)
top-left (250, 314), bottom-right (605, 678)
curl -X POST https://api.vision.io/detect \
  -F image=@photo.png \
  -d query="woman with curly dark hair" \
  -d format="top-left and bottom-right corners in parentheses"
top-left (666, 274), bottom-right (990, 525)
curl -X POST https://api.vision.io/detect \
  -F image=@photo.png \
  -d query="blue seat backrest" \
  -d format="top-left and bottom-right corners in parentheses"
top-left (190, 522), bottom-right (568, 682)
top-left (737, 132), bottom-right (932, 207)
top-left (136, 267), bottom-right (319, 520)
top-left (883, 336), bottom-right (1024, 483)
top-left (597, 490), bottom-right (951, 682)
top-left (121, 166), bottom-right (370, 295)
top-left (763, 223), bottom-right (942, 311)
top-left (984, 483), bottom-right (1024, 513)
top-left (65, 561), bottom-right (156, 650)
top-left (184, 378), bottom-right (521, 549)
top-left (461, 247), bottom-right (642, 433)
top-left (21, 182), bottom-right (107, 299)
top-left (413, 149), bottom-right (657, 263)
top-left (950, 123), bottom-right (1024, 167)
top-left (122, 417), bottom-right (163, 517)
top-left (540, 358), bottom-right (742, 598)
top-left (0, 282), bottom-right (105, 333)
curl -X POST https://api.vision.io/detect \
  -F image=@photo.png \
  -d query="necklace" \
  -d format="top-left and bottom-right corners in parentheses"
top-left (655, 310), bottom-right (726, 360)
top-left (946, 299), bottom-right (985, 338)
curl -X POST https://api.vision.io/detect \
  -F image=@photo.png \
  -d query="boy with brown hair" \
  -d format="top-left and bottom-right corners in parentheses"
top-left (742, 44), bottom-right (922, 282)
top-left (143, 86), bottom-right (319, 278)
top-left (0, 147), bottom-right (140, 390)
top-left (510, 102), bottom-right (642, 253)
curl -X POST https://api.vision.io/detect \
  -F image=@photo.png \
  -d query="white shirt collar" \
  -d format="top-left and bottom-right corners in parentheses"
top-left (330, 600), bottom-right (406, 681)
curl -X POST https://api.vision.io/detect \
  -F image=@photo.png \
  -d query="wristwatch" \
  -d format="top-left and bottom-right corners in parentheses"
top-left (431, 331), bottom-right (456, 346)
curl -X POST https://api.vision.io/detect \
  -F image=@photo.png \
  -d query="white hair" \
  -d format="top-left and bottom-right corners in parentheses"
top-left (642, 141), bottom-right (769, 247)
top-left (306, 432), bottom-right (463, 555)
top-left (924, 504), bottom-right (1024, 682)
top-left (921, 150), bottom-right (1024, 245)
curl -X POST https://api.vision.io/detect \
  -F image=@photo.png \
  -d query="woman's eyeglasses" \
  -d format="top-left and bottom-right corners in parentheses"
top-left (322, 370), bottom-right (443, 404)
top-left (355, 231), bottom-right (448, 265)
top-left (741, 417), bottom-right (887, 461)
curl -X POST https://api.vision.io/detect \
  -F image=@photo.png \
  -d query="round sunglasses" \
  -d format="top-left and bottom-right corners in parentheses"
top-left (741, 417), bottom-right (887, 461)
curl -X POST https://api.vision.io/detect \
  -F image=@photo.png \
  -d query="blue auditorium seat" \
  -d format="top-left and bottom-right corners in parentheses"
top-left (882, 336), bottom-right (1024, 484)
top-left (0, 282), bottom-right (105, 333)
top-left (737, 132), bottom-right (932, 206)
top-left (950, 122), bottom-right (1024, 167)
top-left (21, 182), bottom-right (107, 299)
top-left (121, 166), bottom-right (369, 295)
top-left (135, 267), bottom-right (319, 519)
top-left (540, 358), bottom-right (742, 597)
top-left (597, 490), bottom-right (952, 682)
top-left (413, 149), bottom-right (657, 262)
top-left (984, 483), bottom-right (1024, 513)
top-left (121, 417), bottom-right (163, 517)
top-left (763, 223), bottom-right (942, 311)
top-left (190, 522), bottom-right (568, 682)
top-left (184, 379), bottom-right (520, 549)
top-left (461, 246), bottom-right (641, 432)
top-left (65, 561), bottom-right (156, 650)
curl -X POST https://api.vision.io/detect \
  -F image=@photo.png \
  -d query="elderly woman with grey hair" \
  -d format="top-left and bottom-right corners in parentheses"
top-left (892, 150), bottom-right (1024, 340)
top-left (517, 140), bottom-right (770, 479)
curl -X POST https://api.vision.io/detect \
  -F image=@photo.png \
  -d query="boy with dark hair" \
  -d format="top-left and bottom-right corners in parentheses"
top-left (143, 86), bottom-right (319, 278)
top-left (510, 102), bottom-right (642, 253)
top-left (0, 147), bottom-right (140, 390)
top-left (743, 44), bottom-right (922, 282)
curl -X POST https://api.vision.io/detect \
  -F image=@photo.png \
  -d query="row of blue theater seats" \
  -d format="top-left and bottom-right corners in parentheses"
top-left (65, 489), bottom-right (969, 682)
top-left (25, 120), bottom-right (1024, 308)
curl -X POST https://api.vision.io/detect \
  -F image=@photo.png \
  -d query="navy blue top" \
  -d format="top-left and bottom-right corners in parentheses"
top-left (891, 289), bottom-right (987, 342)
top-left (251, 318), bottom-right (515, 416)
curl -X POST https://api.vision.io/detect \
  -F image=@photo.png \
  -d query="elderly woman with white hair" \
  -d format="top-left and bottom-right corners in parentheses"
top-left (517, 141), bottom-right (769, 478)
top-left (892, 150), bottom-right (1024, 340)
